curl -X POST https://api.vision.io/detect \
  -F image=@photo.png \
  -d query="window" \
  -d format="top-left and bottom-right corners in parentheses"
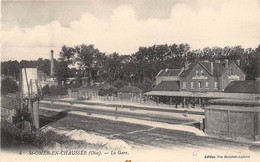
top-left (214, 82), bottom-right (218, 88)
top-left (198, 81), bottom-right (202, 88)
top-left (205, 82), bottom-right (209, 88)
top-left (201, 70), bottom-right (204, 76)
top-left (183, 82), bottom-right (186, 88)
top-left (196, 70), bottom-right (199, 76)
top-left (191, 82), bottom-right (194, 89)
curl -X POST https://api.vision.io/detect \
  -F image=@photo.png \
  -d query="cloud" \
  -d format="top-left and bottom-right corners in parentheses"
top-left (2, 0), bottom-right (260, 61)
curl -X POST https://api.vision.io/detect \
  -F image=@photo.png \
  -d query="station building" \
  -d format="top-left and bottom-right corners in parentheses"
top-left (144, 59), bottom-right (253, 107)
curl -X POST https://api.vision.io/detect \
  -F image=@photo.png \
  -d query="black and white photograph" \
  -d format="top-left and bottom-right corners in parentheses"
top-left (1, 0), bottom-right (260, 161)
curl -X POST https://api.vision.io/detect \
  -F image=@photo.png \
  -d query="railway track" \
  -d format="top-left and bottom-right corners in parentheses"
top-left (39, 102), bottom-right (196, 125)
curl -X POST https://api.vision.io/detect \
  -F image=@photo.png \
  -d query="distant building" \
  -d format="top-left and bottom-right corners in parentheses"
top-left (78, 83), bottom-right (117, 99)
top-left (78, 84), bottom-right (100, 99)
top-left (38, 70), bottom-right (56, 87)
top-left (117, 86), bottom-right (142, 101)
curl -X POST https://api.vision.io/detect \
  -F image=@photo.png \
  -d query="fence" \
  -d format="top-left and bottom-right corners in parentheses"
top-left (91, 95), bottom-right (144, 103)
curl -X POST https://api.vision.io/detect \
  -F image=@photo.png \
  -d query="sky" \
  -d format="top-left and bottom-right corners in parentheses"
top-left (1, 0), bottom-right (260, 61)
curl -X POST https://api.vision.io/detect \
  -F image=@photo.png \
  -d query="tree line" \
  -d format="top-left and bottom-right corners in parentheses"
top-left (1, 43), bottom-right (260, 92)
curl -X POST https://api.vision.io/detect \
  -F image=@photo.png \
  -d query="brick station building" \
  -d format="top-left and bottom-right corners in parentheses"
top-left (145, 59), bottom-right (248, 108)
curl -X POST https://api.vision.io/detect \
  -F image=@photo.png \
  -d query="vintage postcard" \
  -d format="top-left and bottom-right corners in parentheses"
top-left (1, 0), bottom-right (260, 162)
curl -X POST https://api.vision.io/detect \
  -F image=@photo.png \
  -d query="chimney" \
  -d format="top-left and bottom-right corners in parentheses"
top-left (215, 60), bottom-right (220, 63)
top-left (225, 59), bottom-right (228, 68)
top-left (210, 62), bottom-right (213, 74)
top-left (50, 50), bottom-right (54, 77)
top-left (184, 61), bottom-right (189, 70)
top-left (236, 59), bottom-right (240, 66)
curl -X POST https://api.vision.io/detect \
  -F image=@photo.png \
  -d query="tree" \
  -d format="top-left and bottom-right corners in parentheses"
top-left (1, 77), bottom-right (19, 94)
top-left (104, 53), bottom-right (126, 82)
top-left (55, 61), bottom-right (69, 85)
top-left (75, 44), bottom-right (106, 82)
top-left (112, 79), bottom-right (128, 89)
top-left (1, 60), bottom-right (20, 80)
top-left (37, 58), bottom-right (51, 76)
top-left (59, 45), bottom-right (76, 65)
top-left (135, 77), bottom-right (153, 93)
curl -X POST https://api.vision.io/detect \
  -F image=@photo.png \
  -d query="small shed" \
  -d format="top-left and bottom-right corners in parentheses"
top-left (78, 84), bottom-right (99, 99)
top-left (117, 86), bottom-right (142, 101)
top-left (97, 83), bottom-right (117, 96)
top-left (205, 100), bottom-right (260, 141)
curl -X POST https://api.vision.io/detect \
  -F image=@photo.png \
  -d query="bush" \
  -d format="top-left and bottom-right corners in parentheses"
top-left (13, 102), bottom-right (32, 125)
top-left (1, 121), bottom-right (70, 149)
top-left (1, 77), bottom-right (19, 94)
top-left (49, 85), bottom-right (68, 96)
top-left (42, 85), bottom-right (50, 96)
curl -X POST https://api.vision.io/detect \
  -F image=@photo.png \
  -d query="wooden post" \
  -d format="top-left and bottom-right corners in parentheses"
top-left (228, 110), bottom-right (230, 138)
top-left (33, 101), bottom-right (39, 129)
top-left (170, 97), bottom-right (172, 105)
top-left (28, 79), bottom-right (34, 125)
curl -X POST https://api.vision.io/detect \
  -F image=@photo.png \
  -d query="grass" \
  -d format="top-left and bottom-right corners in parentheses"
top-left (1, 120), bottom-right (71, 150)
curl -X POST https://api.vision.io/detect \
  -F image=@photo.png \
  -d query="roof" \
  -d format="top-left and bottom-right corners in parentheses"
top-left (199, 61), bottom-right (225, 76)
top-left (117, 86), bottom-right (142, 93)
top-left (1, 95), bottom-right (20, 110)
top-left (157, 69), bottom-right (182, 77)
top-left (153, 81), bottom-right (180, 91)
top-left (179, 60), bottom-right (243, 77)
top-left (224, 80), bottom-right (260, 94)
top-left (101, 83), bottom-right (117, 90)
top-left (144, 91), bottom-right (260, 99)
top-left (179, 62), bottom-right (197, 77)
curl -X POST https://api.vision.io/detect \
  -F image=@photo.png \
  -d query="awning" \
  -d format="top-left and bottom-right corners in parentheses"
top-left (209, 99), bottom-right (260, 106)
top-left (144, 91), bottom-right (260, 99)
top-left (204, 105), bottom-right (260, 113)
